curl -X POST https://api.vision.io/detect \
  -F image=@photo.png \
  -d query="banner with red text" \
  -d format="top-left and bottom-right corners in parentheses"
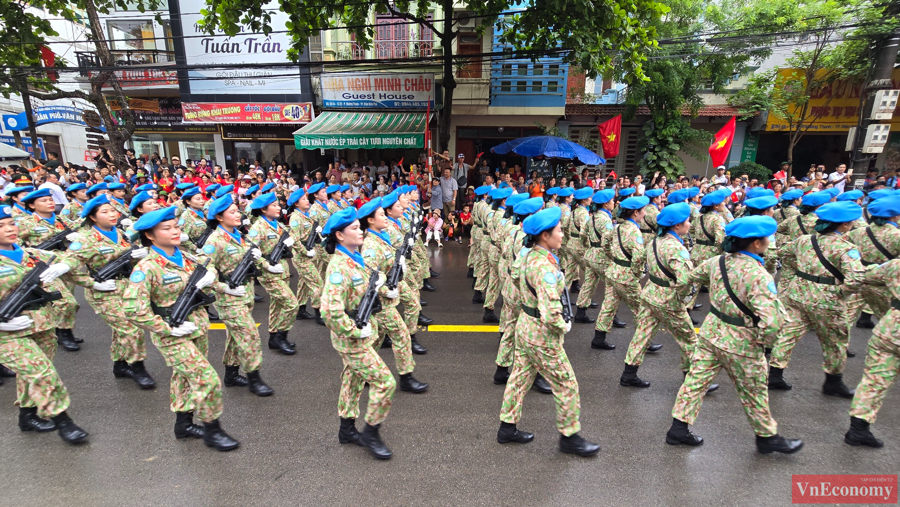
top-left (181, 102), bottom-right (314, 124)
top-left (321, 73), bottom-right (435, 109)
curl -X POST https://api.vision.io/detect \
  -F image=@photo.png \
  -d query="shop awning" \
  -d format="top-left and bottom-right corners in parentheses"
top-left (293, 111), bottom-right (427, 150)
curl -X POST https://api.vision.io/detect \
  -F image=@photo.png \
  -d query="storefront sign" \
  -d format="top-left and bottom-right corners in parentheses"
top-left (321, 73), bottom-right (435, 109)
top-left (296, 133), bottom-right (423, 149)
top-left (3, 106), bottom-right (87, 131)
top-left (182, 102), bottom-right (313, 124)
top-left (91, 69), bottom-right (178, 88)
top-left (221, 125), bottom-right (297, 140)
top-left (132, 98), bottom-right (218, 133)
top-left (0, 136), bottom-right (45, 158)
top-left (740, 131), bottom-right (759, 162)
top-left (84, 149), bottom-right (100, 162)
top-left (109, 98), bottom-right (162, 113)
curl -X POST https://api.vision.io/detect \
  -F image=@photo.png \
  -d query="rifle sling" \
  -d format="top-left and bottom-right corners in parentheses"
top-left (865, 226), bottom-right (896, 262)
top-left (796, 215), bottom-right (808, 235)
top-left (810, 235), bottom-right (845, 284)
top-left (717, 255), bottom-right (760, 328)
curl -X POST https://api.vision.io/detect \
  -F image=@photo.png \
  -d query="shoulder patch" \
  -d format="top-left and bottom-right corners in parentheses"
top-left (68, 241), bottom-right (82, 252)
top-left (363, 248), bottom-right (376, 258)
top-left (679, 249), bottom-right (690, 260)
top-left (543, 271), bottom-right (557, 284)
top-left (767, 281), bottom-right (778, 295)
top-left (130, 270), bottom-right (146, 283)
top-left (329, 272), bottom-right (343, 284)
top-left (202, 244), bottom-right (215, 255)
top-left (178, 218), bottom-right (185, 226)
top-left (847, 249), bottom-right (860, 260)
top-left (606, 222), bottom-right (614, 230)
top-left (636, 236), bottom-right (644, 245)
top-left (248, 229), bottom-right (259, 238)
top-left (290, 221), bottom-right (298, 227)
top-left (61, 208), bottom-right (70, 216)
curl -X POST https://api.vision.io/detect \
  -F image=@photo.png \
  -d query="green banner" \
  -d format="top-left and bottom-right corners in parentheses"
top-left (295, 133), bottom-right (423, 150)
top-left (741, 132), bottom-right (759, 163)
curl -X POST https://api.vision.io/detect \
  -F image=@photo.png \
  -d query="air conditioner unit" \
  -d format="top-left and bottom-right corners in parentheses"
top-left (456, 13), bottom-right (477, 29)
top-left (862, 124), bottom-right (891, 154)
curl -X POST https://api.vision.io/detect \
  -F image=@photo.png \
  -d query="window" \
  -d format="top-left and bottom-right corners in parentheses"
top-left (547, 81), bottom-right (558, 93)
top-left (531, 81), bottom-right (542, 92)
top-left (516, 81), bottom-right (527, 92)
top-left (533, 64), bottom-right (544, 76)
top-left (500, 81), bottom-right (511, 92)
top-left (107, 20), bottom-right (157, 64)
top-left (517, 65), bottom-right (528, 76)
top-left (548, 64), bottom-right (560, 76)
top-left (501, 64), bottom-right (512, 76)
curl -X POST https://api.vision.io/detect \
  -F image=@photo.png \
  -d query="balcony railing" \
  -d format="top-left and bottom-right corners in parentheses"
top-left (75, 49), bottom-right (175, 76)
top-left (332, 40), bottom-right (434, 61)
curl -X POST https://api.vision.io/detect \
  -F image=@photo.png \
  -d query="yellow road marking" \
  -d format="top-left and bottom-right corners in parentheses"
top-left (209, 323), bottom-right (261, 330)
top-left (427, 324), bottom-right (499, 333)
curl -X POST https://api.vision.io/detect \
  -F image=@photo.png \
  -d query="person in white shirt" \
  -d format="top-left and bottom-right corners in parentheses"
top-left (713, 166), bottom-right (729, 185)
top-left (39, 172), bottom-right (67, 213)
top-left (828, 163), bottom-right (850, 193)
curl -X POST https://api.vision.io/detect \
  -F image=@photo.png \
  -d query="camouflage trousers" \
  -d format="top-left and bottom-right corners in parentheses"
top-left (673, 337), bottom-right (777, 437)
top-left (259, 276), bottom-right (299, 333)
top-left (500, 338), bottom-right (581, 436)
top-left (220, 302), bottom-right (263, 373)
top-left (153, 333), bottom-right (223, 422)
top-left (858, 285), bottom-right (892, 320)
top-left (497, 288), bottom-right (521, 368)
top-left (498, 278), bottom-right (519, 336)
top-left (473, 237), bottom-right (490, 292)
top-left (625, 302), bottom-right (696, 371)
top-left (563, 246), bottom-right (585, 287)
top-left (849, 331), bottom-right (899, 424)
top-left (575, 262), bottom-right (603, 309)
top-left (86, 289), bottom-right (145, 363)
top-left (0, 331), bottom-right (70, 419)
top-left (292, 257), bottom-right (323, 310)
top-left (399, 279), bottom-right (422, 333)
top-left (58, 282), bottom-right (79, 330)
top-left (770, 299), bottom-right (848, 374)
top-left (413, 241), bottom-right (429, 284)
top-left (484, 246), bottom-right (501, 311)
top-left (595, 277), bottom-right (641, 332)
top-left (467, 230), bottom-right (481, 268)
top-left (371, 306), bottom-right (415, 375)
top-left (338, 347), bottom-right (397, 425)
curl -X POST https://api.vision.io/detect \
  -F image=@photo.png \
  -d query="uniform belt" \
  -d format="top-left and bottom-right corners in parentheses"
top-left (612, 258), bottom-right (632, 268)
top-left (695, 239), bottom-right (717, 247)
top-left (569, 232), bottom-right (581, 238)
top-left (640, 228), bottom-right (652, 233)
top-left (892, 298), bottom-right (900, 311)
top-left (648, 273), bottom-right (671, 287)
top-left (590, 241), bottom-right (603, 248)
top-left (710, 305), bottom-right (747, 327)
top-left (861, 260), bottom-right (878, 266)
top-left (795, 270), bottom-right (837, 285)
top-left (521, 304), bottom-right (541, 319)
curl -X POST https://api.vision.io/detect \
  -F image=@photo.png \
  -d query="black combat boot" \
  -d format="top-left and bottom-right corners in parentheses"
top-left (128, 361), bottom-right (156, 390)
top-left (339, 417), bottom-right (361, 445)
top-left (247, 370), bottom-right (274, 397)
top-left (823, 373), bottom-right (855, 399)
top-left (253, 292), bottom-right (264, 303)
top-left (756, 434), bottom-right (804, 454)
top-left (472, 291), bottom-right (485, 304)
top-left (855, 312), bottom-right (875, 329)
top-left (18, 407), bottom-right (56, 432)
top-left (699, 286), bottom-right (709, 293)
top-left (399, 373), bottom-right (429, 393)
top-left (174, 411), bottom-right (204, 439)
top-left (417, 314), bottom-right (434, 325)
top-left (56, 329), bottom-right (79, 352)
top-left (768, 366), bottom-right (792, 390)
top-left (692, 302), bottom-right (703, 310)
top-left (666, 418), bottom-right (703, 446)
top-left (620, 364), bottom-right (651, 387)
top-left (591, 330), bottom-right (615, 350)
top-left (51, 411), bottom-right (88, 444)
top-left (612, 315), bottom-right (627, 328)
top-left (314, 308), bottom-right (325, 326)
top-left (297, 307), bottom-right (315, 320)
top-left (430, 268), bottom-right (441, 278)
top-left (421, 279), bottom-right (436, 292)
top-left (844, 417), bottom-right (884, 448)
top-left (0, 363), bottom-right (15, 377)
top-left (494, 365), bottom-right (510, 385)
top-left (203, 419), bottom-right (240, 451)
top-left (112, 360), bottom-right (133, 379)
top-left (360, 423), bottom-right (392, 460)
top-left (559, 432), bottom-right (600, 457)
top-left (206, 305), bottom-right (220, 321)
top-left (532, 374), bottom-right (552, 394)
top-left (574, 307), bottom-right (595, 323)
top-left (268, 331), bottom-right (296, 355)
top-left (647, 343), bottom-right (663, 353)
top-left (68, 328), bottom-right (84, 343)
top-left (380, 336), bottom-right (393, 349)
top-left (570, 281), bottom-right (581, 293)
top-left (223, 365), bottom-right (249, 387)
top-left (482, 308), bottom-right (499, 323)
top-left (466, 267), bottom-right (474, 278)
top-left (497, 421), bottom-right (534, 444)
top-left (283, 331), bottom-right (296, 348)
top-left (410, 335), bottom-right (427, 355)
top-left (420, 300), bottom-right (428, 307)
top-left (847, 349), bottom-right (857, 358)
top-left (589, 300), bottom-right (599, 308)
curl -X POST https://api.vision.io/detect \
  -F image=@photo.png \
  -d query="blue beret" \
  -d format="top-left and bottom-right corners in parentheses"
top-left (781, 189), bottom-right (803, 201)
top-left (326, 184), bottom-right (341, 194)
top-left (246, 185), bottom-right (260, 196)
top-left (620, 196), bottom-right (650, 210)
top-left (836, 190), bottom-right (863, 202)
top-left (261, 182), bottom-right (275, 194)
top-left (619, 187), bottom-right (635, 197)
top-left (129, 191), bottom-right (154, 213)
top-left (744, 196), bottom-right (778, 210)
top-left (107, 182), bottom-right (125, 191)
top-left (657, 202), bottom-right (692, 227)
top-left (86, 183), bottom-right (108, 196)
top-left (725, 216), bottom-right (777, 238)
top-left (322, 206), bottom-right (358, 235)
top-left (250, 192), bottom-right (277, 210)
top-left (825, 186), bottom-right (841, 198)
top-left (645, 188), bottom-right (665, 198)
top-left (746, 187), bottom-right (773, 199)
top-left (687, 187), bottom-right (700, 198)
top-left (357, 197), bottom-right (383, 219)
top-left (802, 191), bottom-right (832, 207)
top-left (474, 185), bottom-right (491, 196)
top-left (80, 194), bottom-right (112, 218)
top-left (5, 186), bottom-right (34, 196)
top-left (573, 187), bottom-right (593, 200)
top-left (867, 195), bottom-right (900, 218)
top-left (21, 188), bottom-right (52, 203)
top-left (815, 201), bottom-right (862, 223)
top-left (214, 185), bottom-right (232, 199)
top-left (206, 194), bottom-right (234, 220)
top-left (505, 193), bottom-right (529, 209)
top-left (133, 206), bottom-right (177, 231)
top-left (546, 187), bottom-right (559, 196)
top-left (381, 190), bottom-right (400, 209)
top-left (701, 190), bottom-right (729, 206)
top-left (667, 189), bottom-right (689, 203)
top-left (0, 205), bottom-right (13, 220)
top-left (490, 187), bottom-right (513, 201)
top-left (592, 189), bottom-right (616, 204)
top-left (340, 184), bottom-right (350, 192)
top-left (135, 183), bottom-right (156, 192)
top-left (103, 176), bottom-right (115, 183)
top-left (523, 207), bottom-right (561, 236)
top-left (287, 188), bottom-right (307, 207)
top-left (66, 183), bottom-right (87, 193)
top-left (175, 182), bottom-right (195, 190)
top-left (557, 187), bottom-right (574, 198)
top-left (308, 182), bottom-right (326, 195)
top-left (868, 189), bottom-right (896, 201)
top-left (205, 184), bottom-right (221, 195)
top-left (182, 187), bottom-right (201, 200)
top-left (513, 197), bottom-right (544, 216)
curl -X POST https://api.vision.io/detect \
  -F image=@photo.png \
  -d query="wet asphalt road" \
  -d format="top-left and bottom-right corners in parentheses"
top-left (0, 242), bottom-right (896, 506)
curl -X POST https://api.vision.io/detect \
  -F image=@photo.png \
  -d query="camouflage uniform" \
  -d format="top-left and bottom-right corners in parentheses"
top-left (775, 213), bottom-right (818, 288)
top-left (288, 209), bottom-right (323, 312)
top-left (320, 249), bottom-right (395, 425)
top-left (17, 213), bottom-right (79, 330)
top-left (845, 222), bottom-right (900, 319)
top-left (595, 218), bottom-right (644, 333)
top-left (641, 203), bottom-right (660, 247)
top-left (109, 198), bottom-right (129, 221)
top-left (576, 208), bottom-right (614, 309)
top-left (673, 252), bottom-right (783, 437)
top-left (497, 219), bottom-right (526, 367)
top-left (249, 217), bottom-right (299, 333)
top-left (59, 200), bottom-right (85, 229)
top-left (774, 205), bottom-right (799, 246)
top-left (564, 204), bottom-right (590, 287)
top-left (500, 247), bottom-right (581, 436)
top-left (177, 207), bottom-right (207, 256)
top-left (690, 212), bottom-right (726, 265)
top-left (482, 206), bottom-right (505, 312)
top-left (558, 203), bottom-right (574, 283)
top-left (472, 200), bottom-right (490, 294)
top-left (310, 200), bottom-right (332, 279)
top-left (123, 250), bottom-right (223, 422)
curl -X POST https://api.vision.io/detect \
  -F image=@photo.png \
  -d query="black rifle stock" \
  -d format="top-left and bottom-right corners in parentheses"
top-left (226, 242), bottom-right (261, 289)
top-left (192, 227), bottom-right (215, 249)
top-left (304, 220), bottom-right (319, 252)
top-left (266, 231), bottom-right (294, 265)
top-left (0, 255), bottom-right (63, 322)
top-left (560, 283), bottom-right (573, 324)
top-left (92, 245), bottom-right (137, 282)
top-left (165, 259), bottom-right (216, 327)
top-left (34, 227), bottom-right (73, 251)
top-left (351, 271), bottom-right (380, 329)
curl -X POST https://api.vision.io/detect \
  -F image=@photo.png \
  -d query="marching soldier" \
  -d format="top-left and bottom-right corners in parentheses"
top-left (59, 183), bottom-right (88, 228)
top-left (556, 188), bottom-right (576, 291)
top-left (579, 189), bottom-right (617, 349)
top-left (124, 206), bottom-right (239, 451)
top-left (774, 190), bottom-right (831, 291)
top-left (544, 187), bottom-right (559, 207)
top-left (667, 216), bottom-right (802, 454)
top-left (498, 206), bottom-right (600, 457)
top-left (845, 195), bottom-right (900, 328)
top-left (172, 182), bottom-right (195, 218)
top-left (773, 189), bottom-right (803, 247)
top-left (177, 187), bottom-right (206, 253)
top-left (320, 206), bottom-right (396, 460)
top-left (471, 186), bottom-right (492, 304)
top-left (5, 185), bottom-right (34, 218)
top-left (106, 182), bottom-right (129, 218)
top-left (742, 196), bottom-right (780, 275)
top-left (496, 193), bottom-right (530, 351)
top-left (482, 187), bottom-right (514, 323)
top-left (286, 188), bottom-right (325, 325)
top-left (383, 191), bottom-right (427, 354)
top-left (567, 187), bottom-right (594, 321)
top-left (326, 185), bottom-right (343, 214)
top-left (307, 183), bottom-right (331, 279)
top-left (641, 188), bottom-right (665, 247)
top-left (688, 189), bottom-right (730, 310)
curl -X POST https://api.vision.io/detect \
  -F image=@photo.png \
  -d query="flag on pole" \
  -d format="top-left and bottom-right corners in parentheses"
top-left (773, 170), bottom-right (786, 181)
top-left (708, 116), bottom-right (736, 168)
top-left (598, 115), bottom-right (622, 158)
top-left (424, 101), bottom-right (431, 172)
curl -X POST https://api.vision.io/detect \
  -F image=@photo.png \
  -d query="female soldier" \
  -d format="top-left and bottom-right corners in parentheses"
top-left (340, 184), bottom-right (352, 208)
top-left (172, 182), bottom-right (195, 219)
top-left (286, 188), bottom-right (324, 325)
top-left (106, 182), bottom-right (129, 218)
top-left (203, 195), bottom-right (272, 396)
top-left (498, 206), bottom-right (600, 457)
top-left (123, 206), bottom-right (239, 451)
top-left (845, 195), bottom-right (900, 329)
top-left (640, 188), bottom-right (665, 246)
top-left (556, 187), bottom-right (576, 292)
top-left (667, 216), bottom-right (802, 455)
top-left (326, 184), bottom-right (343, 214)
top-left (5, 186), bottom-right (34, 218)
top-left (177, 187), bottom-right (207, 255)
top-left (248, 192), bottom-right (298, 355)
top-left (0, 205), bottom-right (88, 444)
top-left (320, 206), bottom-right (396, 460)
top-left (775, 190), bottom-right (832, 290)
top-left (743, 196), bottom-right (780, 275)
top-left (482, 187), bottom-right (513, 323)
top-left (383, 191), bottom-right (426, 354)
top-left (582, 189), bottom-right (617, 350)
top-left (567, 187), bottom-right (594, 321)
top-left (688, 189), bottom-right (731, 310)
top-left (59, 183), bottom-right (88, 228)
top-left (471, 185), bottom-right (492, 303)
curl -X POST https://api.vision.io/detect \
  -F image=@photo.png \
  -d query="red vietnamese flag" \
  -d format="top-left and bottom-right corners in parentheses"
top-left (709, 116), bottom-right (736, 168)
top-left (598, 115), bottom-right (622, 158)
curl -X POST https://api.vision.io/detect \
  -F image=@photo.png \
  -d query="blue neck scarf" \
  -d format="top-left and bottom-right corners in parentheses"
top-left (14, 203), bottom-right (30, 214)
top-left (626, 218), bottom-right (640, 228)
top-left (388, 217), bottom-right (402, 228)
top-left (94, 225), bottom-right (119, 244)
top-left (191, 208), bottom-right (205, 219)
top-left (533, 244), bottom-right (559, 264)
top-left (335, 244), bottom-right (364, 267)
top-left (219, 225), bottom-right (242, 244)
top-left (262, 216), bottom-right (279, 230)
top-left (39, 213), bottom-right (57, 226)
top-left (0, 245), bottom-right (25, 264)
top-left (886, 221), bottom-right (898, 228)
top-left (111, 196), bottom-right (125, 206)
top-left (668, 231), bottom-right (684, 245)
top-left (151, 246), bottom-right (184, 268)
top-left (369, 228), bottom-right (391, 246)
top-left (600, 209), bottom-right (612, 218)
top-left (739, 250), bottom-right (765, 265)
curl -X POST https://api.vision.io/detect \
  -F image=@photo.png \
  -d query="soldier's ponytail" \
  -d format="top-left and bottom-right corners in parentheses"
top-left (324, 233), bottom-right (338, 255)
top-left (814, 219), bottom-right (840, 234)
top-left (872, 217), bottom-right (889, 226)
top-left (799, 204), bottom-right (817, 215)
top-left (722, 235), bottom-right (755, 253)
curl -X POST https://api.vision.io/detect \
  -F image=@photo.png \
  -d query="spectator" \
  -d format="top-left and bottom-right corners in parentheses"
top-left (828, 163), bottom-right (851, 193)
top-left (445, 212), bottom-right (461, 244)
top-left (439, 167), bottom-right (459, 219)
top-left (424, 209), bottom-right (444, 248)
top-left (515, 176), bottom-right (527, 195)
top-left (713, 166), bottom-right (728, 185)
top-left (529, 177), bottom-right (544, 198)
top-left (38, 172), bottom-right (67, 213)
top-left (429, 177), bottom-right (443, 214)
top-left (464, 186), bottom-right (476, 209)
top-left (459, 205), bottom-right (474, 244)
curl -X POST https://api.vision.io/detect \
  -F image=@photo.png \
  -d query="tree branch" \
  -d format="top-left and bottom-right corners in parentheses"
top-left (28, 88), bottom-right (90, 102)
top-left (382, 1), bottom-right (442, 37)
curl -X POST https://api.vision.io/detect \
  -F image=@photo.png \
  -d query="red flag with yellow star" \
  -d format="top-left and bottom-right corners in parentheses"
top-left (598, 115), bottom-right (621, 159)
top-left (709, 116), bottom-right (736, 168)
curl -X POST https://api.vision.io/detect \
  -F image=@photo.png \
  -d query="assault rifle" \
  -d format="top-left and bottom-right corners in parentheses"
top-left (560, 282), bottom-right (574, 324)
top-left (192, 227), bottom-right (215, 249)
top-left (0, 255), bottom-right (62, 322)
top-left (350, 271), bottom-right (380, 329)
top-left (92, 246), bottom-right (137, 282)
top-left (226, 242), bottom-right (261, 289)
top-left (34, 227), bottom-right (73, 251)
top-left (266, 231), bottom-right (294, 265)
top-left (304, 220), bottom-right (319, 252)
top-left (385, 238), bottom-right (411, 290)
top-left (162, 259), bottom-right (216, 327)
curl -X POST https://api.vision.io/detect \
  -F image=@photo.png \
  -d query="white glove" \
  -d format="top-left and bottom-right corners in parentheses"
top-left (179, 233), bottom-right (189, 243)
top-left (194, 270), bottom-right (215, 290)
top-left (407, 237), bottom-right (414, 247)
top-left (358, 323), bottom-right (373, 339)
top-left (306, 248), bottom-right (316, 258)
top-left (266, 263), bottom-right (284, 274)
top-left (169, 321), bottom-right (198, 337)
top-left (565, 321), bottom-right (572, 334)
top-left (65, 233), bottom-right (80, 242)
top-left (250, 248), bottom-right (262, 260)
top-left (385, 288), bottom-right (399, 299)
top-left (0, 315), bottom-right (34, 331)
top-left (399, 255), bottom-right (407, 273)
top-left (315, 225), bottom-right (323, 234)
top-left (224, 285), bottom-right (247, 297)
top-left (39, 263), bottom-right (70, 284)
top-left (375, 274), bottom-right (385, 290)
top-left (283, 236), bottom-right (295, 248)
top-left (91, 280), bottom-right (117, 292)
top-left (242, 218), bottom-right (250, 226)
top-left (119, 218), bottom-right (134, 228)
top-left (131, 247), bottom-right (148, 259)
